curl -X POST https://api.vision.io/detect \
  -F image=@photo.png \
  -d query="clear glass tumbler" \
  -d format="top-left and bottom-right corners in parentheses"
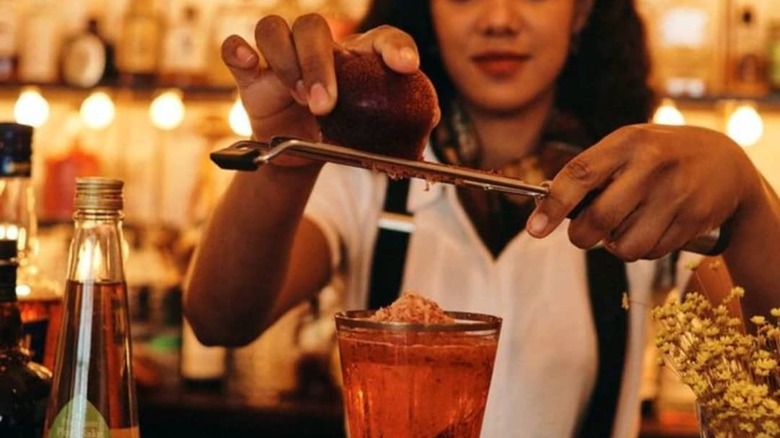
top-left (335, 310), bottom-right (502, 438)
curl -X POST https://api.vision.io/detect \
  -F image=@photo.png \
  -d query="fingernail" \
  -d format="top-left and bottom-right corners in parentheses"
top-left (399, 47), bottom-right (417, 66)
top-left (235, 45), bottom-right (256, 64)
top-left (308, 83), bottom-right (330, 113)
top-left (528, 213), bottom-right (548, 236)
top-left (290, 80), bottom-right (308, 105)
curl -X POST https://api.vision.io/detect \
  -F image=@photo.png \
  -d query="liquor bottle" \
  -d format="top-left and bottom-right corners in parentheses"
top-left (43, 177), bottom-right (140, 438)
top-left (0, 122), bottom-right (61, 370)
top-left (0, 238), bottom-right (52, 437)
top-left (635, 0), bottom-right (727, 97)
top-left (17, 0), bottom-right (62, 85)
top-left (60, 18), bottom-right (110, 88)
top-left (116, 0), bottom-right (162, 87)
top-left (0, 0), bottom-right (19, 83)
top-left (767, 20), bottom-right (780, 91)
top-left (726, 0), bottom-right (770, 96)
top-left (158, 4), bottom-right (208, 87)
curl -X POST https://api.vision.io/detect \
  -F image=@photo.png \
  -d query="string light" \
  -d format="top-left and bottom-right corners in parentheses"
top-left (726, 102), bottom-right (763, 147)
top-left (149, 89), bottom-right (185, 131)
top-left (80, 91), bottom-right (116, 130)
top-left (13, 87), bottom-right (50, 128)
top-left (229, 97), bottom-right (252, 137)
top-left (651, 98), bottom-right (685, 125)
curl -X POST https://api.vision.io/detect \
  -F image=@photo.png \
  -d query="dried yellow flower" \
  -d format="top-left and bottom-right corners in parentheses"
top-left (653, 287), bottom-right (780, 436)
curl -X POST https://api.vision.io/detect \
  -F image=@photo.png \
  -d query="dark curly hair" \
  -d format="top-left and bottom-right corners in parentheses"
top-left (358, 0), bottom-right (657, 143)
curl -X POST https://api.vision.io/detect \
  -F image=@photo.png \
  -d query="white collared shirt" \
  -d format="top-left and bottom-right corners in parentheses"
top-left (304, 148), bottom-right (658, 438)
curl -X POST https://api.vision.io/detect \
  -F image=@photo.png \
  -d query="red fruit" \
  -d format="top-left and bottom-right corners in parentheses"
top-left (317, 53), bottom-right (439, 161)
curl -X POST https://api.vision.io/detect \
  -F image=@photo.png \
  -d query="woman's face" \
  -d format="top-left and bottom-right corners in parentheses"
top-left (431, 0), bottom-right (591, 114)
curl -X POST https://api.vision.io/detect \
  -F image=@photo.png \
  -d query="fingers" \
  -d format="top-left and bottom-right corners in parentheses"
top-left (249, 16), bottom-right (421, 116)
top-left (291, 14), bottom-right (340, 115)
top-left (603, 200), bottom-right (676, 261)
top-left (527, 141), bottom-right (627, 238)
top-left (255, 16), bottom-right (304, 91)
top-left (221, 35), bottom-right (264, 89)
top-left (346, 25), bottom-right (420, 73)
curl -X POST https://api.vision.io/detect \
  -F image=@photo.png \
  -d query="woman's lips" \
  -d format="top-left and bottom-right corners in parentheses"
top-left (472, 54), bottom-right (528, 78)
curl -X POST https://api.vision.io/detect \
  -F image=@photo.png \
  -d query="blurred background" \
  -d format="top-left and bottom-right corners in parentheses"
top-left (0, 0), bottom-right (778, 436)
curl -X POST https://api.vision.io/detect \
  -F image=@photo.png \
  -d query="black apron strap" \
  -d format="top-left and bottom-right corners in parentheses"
top-left (367, 178), bottom-right (411, 309)
top-left (576, 247), bottom-right (629, 438)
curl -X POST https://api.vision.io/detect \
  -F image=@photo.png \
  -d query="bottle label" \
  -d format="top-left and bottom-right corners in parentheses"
top-left (49, 399), bottom-right (140, 438)
top-left (49, 399), bottom-right (110, 437)
top-left (118, 18), bottom-right (159, 73)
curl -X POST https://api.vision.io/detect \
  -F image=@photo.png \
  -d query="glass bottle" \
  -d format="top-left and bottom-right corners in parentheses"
top-left (726, 3), bottom-right (769, 96)
top-left (43, 177), bottom-right (140, 438)
top-left (0, 122), bottom-right (61, 370)
top-left (0, 0), bottom-right (20, 83)
top-left (0, 238), bottom-right (52, 437)
top-left (158, 4), bottom-right (208, 87)
top-left (116, 0), bottom-right (162, 87)
top-left (768, 20), bottom-right (780, 91)
top-left (60, 18), bottom-right (110, 89)
top-left (635, 0), bottom-right (727, 97)
top-left (17, 0), bottom-right (62, 85)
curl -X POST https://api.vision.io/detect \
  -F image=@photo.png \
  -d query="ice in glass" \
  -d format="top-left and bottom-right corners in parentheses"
top-left (335, 293), bottom-right (501, 438)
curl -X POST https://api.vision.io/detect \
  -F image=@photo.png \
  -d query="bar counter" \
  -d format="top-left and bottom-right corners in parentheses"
top-left (137, 384), bottom-right (346, 437)
top-left (136, 381), bottom-right (698, 438)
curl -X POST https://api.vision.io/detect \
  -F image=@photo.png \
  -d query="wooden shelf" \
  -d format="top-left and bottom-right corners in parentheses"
top-left (0, 81), bottom-right (237, 102)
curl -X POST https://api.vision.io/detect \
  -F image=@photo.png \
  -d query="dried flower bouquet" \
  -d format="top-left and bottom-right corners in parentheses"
top-left (653, 283), bottom-right (780, 438)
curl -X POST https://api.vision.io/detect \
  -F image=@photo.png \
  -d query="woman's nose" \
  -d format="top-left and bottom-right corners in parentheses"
top-left (476, 0), bottom-right (522, 36)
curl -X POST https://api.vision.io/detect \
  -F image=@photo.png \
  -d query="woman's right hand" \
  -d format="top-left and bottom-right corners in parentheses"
top-left (220, 14), bottom-right (422, 167)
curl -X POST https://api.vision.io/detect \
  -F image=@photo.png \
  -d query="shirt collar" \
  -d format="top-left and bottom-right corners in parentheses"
top-left (407, 144), bottom-right (449, 213)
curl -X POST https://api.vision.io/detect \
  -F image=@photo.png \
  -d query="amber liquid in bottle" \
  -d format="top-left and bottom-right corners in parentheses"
top-left (45, 281), bottom-right (138, 437)
top-left (43, 178), bottom-right (139, 438)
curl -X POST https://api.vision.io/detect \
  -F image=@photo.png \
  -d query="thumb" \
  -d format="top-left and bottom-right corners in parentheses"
top-left (526, 185), bottom-right (574, 239)
top-left (526, 153), bottom-right (615, 238)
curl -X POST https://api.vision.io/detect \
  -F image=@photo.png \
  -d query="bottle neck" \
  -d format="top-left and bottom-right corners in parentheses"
top-left (67, 209), bottom-right (125, 284)
top-left (0, 174), bottom-right (37, 268)
top-left (0, 263), bottom-right (22, 350)
top-left (0, 263), bottom-right (17, 302)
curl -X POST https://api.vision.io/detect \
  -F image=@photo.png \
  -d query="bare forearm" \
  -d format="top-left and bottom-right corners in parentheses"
top-left (184, 163), bottom-right (323, 346)
top-left (723, 177), bottom-right (780, 318)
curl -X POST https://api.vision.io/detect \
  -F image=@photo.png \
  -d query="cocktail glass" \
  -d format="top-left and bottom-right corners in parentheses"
top-left (335, 310), bottom-right (502, 438)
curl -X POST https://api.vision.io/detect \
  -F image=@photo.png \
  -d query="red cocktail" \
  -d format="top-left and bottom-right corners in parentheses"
top-left (335, 310), bottom-right (501, 438)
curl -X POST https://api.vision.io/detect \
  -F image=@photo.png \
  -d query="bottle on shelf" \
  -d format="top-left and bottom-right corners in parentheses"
top-left (635, 0), bottom-right (727, 97)
top-left (17, 0), bottom-right (62, 85)
top-left (0, 238), bottom-right (52, 437)
top-left (60, 18), bottom-right (113, 88)
top-left (0, 0), bottom-right (20, 83)
top-left (116, 0), bottom-right (162, 88)
top-left (726, 1), bottom-right (770, 96)
top-left (767, 20), bottom-right (780, 91)
top-left (43, 177), bottom-right (140, 437)
top-left (0, 122), bottom-right (62, 371)
top-left (158, 4), bottom-right (208, 87)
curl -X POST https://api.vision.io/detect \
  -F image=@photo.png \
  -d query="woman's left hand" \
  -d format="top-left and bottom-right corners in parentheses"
top-left (526, 124), bottom-right (763, 261)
